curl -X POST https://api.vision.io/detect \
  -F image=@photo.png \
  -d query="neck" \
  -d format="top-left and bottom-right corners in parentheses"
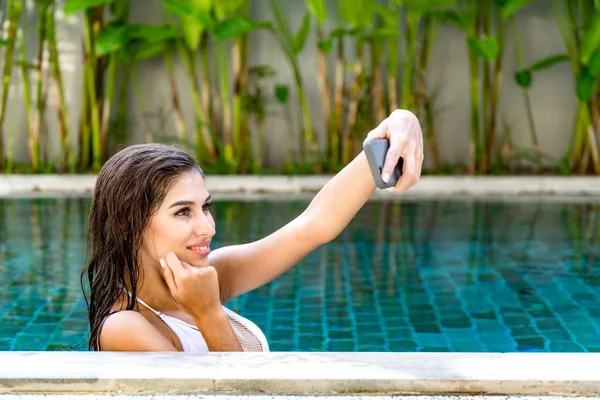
top-left (131, 254), bottom-right (180, 313)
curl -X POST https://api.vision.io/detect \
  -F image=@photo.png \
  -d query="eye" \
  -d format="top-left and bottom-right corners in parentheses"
top-left (202, 202), bottom-right (213, 213)
top-left (174, 207), bottom-right (192, 217)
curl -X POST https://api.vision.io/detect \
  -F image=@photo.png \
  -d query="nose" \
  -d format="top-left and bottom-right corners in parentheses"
top-left (193, 212), bottom-right (215, 238)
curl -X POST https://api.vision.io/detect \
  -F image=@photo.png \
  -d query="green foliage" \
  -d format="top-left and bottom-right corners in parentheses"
top-left (63, 0), bottom-right (115, 16)
top-left (2, 0), bottom-right (600, 175)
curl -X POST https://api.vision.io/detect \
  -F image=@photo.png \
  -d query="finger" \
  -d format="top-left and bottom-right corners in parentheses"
top-left (414, 149), bottom-right (423, 184)
top-left (165, 252), bottom-right (187, 281)
top-left (381, 131), bottom-right (409, 183)
top-left (366, 118), bottom-right (389, 140)
top-left (393, 146), bottom-right (418, 193)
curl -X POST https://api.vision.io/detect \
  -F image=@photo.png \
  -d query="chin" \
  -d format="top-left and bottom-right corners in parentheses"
top-left (183, 254), bottom-right (211, 268)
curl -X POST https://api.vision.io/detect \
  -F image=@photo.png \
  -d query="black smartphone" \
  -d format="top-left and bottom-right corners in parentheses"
top-left (363, 138), bottom-right (403, 189)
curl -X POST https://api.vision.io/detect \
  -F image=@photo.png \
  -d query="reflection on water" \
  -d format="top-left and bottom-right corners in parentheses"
top-left (0, 196), bottom-right (599, 352)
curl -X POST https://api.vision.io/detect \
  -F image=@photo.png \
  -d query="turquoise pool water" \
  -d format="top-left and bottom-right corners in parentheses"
top-left (0, 196), bottom-right (599, 352)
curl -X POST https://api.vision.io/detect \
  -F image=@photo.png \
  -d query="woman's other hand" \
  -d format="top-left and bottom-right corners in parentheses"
top-left (160, 252), bottom-right (222, 320)
top-left (366, 109), bottom-right (424, 193)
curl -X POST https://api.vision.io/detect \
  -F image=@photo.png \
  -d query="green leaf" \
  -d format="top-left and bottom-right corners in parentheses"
top-left (110, 1), bottom-right (129, 18)
top-left (162, 0), bottom-right (213, 51)
top-left (577, 68), bottom-right (596, 101)
top-left (367, 0), bottom-right (397, 26)
top-left (162, 0), bottom-right (213, 28)
top-left (135, 41), bottom-right (168, 60)
top-left (214, 0), bottom-right (246, 20)
top-left (95, 22), bottom-right (129, 56)
top-left (430, 10), bottom-right (466, 30)
top-left (590, 51), bottom-right (600, 76)
top-left (292, 13), bottom-right (311, 54)
top-left (0, 39), bottom-right (8, 47)
top-left (500, 0), bottom-right (534, 19)
top-left (64, 0), bottom-right (115, 16)
top-left (468, 36), bottom-right (499, 61)
top-left (528, 53), bottom-right (569, 71)
top-left (338, 0), bottom-right (371, 28)
top-left (365, 27), bottom-right (401, 39)
top-left (129, 24), bottom-right (179, 43)
top-left (214, 16), bottom-right (264, 40)
top-left (305, 0), bottom-right (327, 25)
top-left (580, 10), bottom-right (600, 65)
top-left (318, 38), bottom-right (333, 53)
top-left (275, 85), bottom-right (289, 104)
top-left (514, 69), bottom-right (532, 88)
top-left (330, 27), bottom-right (350, 38)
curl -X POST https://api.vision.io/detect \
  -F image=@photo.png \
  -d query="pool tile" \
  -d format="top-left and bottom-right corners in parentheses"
top-left (4, 198), bottom-right (600, 353)
top-left (515, 336), bottom-right (547, 351)
top-left (549, 340), bottom-right (586, 351)
top-left (388, 339), bottom-right (419, 351)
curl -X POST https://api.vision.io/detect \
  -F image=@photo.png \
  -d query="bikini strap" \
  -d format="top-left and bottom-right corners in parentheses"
top-left (122, 288), bottom-right (162, 316)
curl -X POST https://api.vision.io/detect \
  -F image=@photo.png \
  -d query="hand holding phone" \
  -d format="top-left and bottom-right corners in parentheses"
top-left (363, 138), bottom-right (404, 189)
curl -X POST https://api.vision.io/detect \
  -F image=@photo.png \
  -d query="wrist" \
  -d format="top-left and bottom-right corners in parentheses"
top-left (191, 306), bottom-right (227, 328)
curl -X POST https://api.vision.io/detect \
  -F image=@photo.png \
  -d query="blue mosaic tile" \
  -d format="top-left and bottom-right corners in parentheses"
top-left (388, 339), bottom-right (419, 351)
top-left (5, 197), bottom-right (600, 352)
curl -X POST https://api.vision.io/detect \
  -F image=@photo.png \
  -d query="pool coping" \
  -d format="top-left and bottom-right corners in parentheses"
top-left (0, 175), bottom-right (600, 197)
top-left (1, 352), bottom-right (599, 396)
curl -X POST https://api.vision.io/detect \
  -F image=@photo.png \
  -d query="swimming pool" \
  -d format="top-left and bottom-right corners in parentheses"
top-left (0, 196), bottom-right (599, 352)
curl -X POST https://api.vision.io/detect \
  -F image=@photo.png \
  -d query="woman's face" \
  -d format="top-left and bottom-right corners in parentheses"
top-left (140, 170), bottom-right (215, 268)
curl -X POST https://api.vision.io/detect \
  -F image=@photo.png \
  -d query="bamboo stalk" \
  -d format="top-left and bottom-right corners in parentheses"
top-left (82, 10), bottom-right (102, 171)
top-left (179, 44), bottom-right (215, 162)
top-left (79, 66), bottom-right (90, 170)
top-left (387, 10), bottom-right (399, 113)
top-left (479, 3), bottom-right (491, 173)
top-left (100, 53), bottom-right (117, 160)
top-left (468, 48), bottom-right (480, 173)
top-left (415, 15), bottom-right (441, 171)
top-left (370, 41), bottom-right (385, 124)
top-left (20, 35), bottom-right (36, 171)
top-left (268, 0), bottom-right (317, 161)
top-left (333, 36), bottom-right (345, 164)
top-left (587, 121), bottom-right (600, 173)
top-left (590, 95), bottom-right (600, 172)
top-left (31, 3), bottom-right (50, 173)
top-left (239, 32), bottom-right (251, 171)
top-left (232, 37), bottom-right (243, 169)
top-left (512, 21), bottom-right (540, 168)
top-left (0, 0), bottom-right (23, 170)
top-left (572, 102), bottom-right (586, 168)
top-left (218, 41), bottom-right (234, 167)
top-left (165, 49), bottom-right (187, 142)
top-left (345, 42), bottom-right (364, 165)
top-left (131, 62), bottom-right (152, 143)
top-left (484, 8), bottom-right (505, 173)
top-left (200, 34), bottom-right (217, 141)
top-left (316, 27), bottom-right (332, 158)
top-left (400, 13), bottom-right (416, 111)
top-left (48, 4), bottom-right (72, 172)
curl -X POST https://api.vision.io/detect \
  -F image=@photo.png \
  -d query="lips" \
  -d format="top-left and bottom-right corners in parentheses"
top-left (187, 241), bottom-right (211, 257)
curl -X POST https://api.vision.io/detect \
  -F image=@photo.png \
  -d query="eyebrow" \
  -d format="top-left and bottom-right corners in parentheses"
top-left (168, 195), bottom-right (211, 209)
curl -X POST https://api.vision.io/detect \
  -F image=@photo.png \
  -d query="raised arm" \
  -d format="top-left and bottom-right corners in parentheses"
top-left (211, 110), bottom-right (424, 303)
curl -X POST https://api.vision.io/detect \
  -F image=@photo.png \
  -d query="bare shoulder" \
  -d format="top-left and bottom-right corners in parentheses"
top-left (99, 310), bottom-right (177, 351)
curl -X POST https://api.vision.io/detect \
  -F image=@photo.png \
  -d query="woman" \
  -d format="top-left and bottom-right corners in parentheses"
top-left (82, 109), bottom-right (423, 352)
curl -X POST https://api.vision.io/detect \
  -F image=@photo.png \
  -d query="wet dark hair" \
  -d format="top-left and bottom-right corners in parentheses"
top-left (81, 143), bottom-right (203, 350)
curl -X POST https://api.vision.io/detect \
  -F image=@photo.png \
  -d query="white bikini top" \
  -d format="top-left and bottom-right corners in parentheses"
top-left (135, 296), bottom-right (270, 353)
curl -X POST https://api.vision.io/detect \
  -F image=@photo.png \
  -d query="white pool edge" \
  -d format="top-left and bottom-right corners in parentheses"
top-left (0, 352), bottom-right (599, 396)
top-left (1, 175), bottom-right (600, 197)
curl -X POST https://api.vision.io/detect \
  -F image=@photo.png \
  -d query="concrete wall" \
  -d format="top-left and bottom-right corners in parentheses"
top-left (0, 0), bottom-right (575, 169)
